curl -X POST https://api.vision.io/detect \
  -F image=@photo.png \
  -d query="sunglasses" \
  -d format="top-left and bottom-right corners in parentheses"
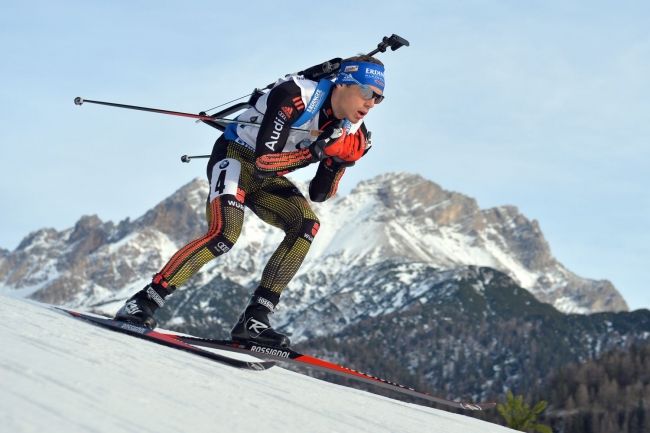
top-left (341, 73), bottom-right (385, 104)
top-left (357, 84), bottom-right (385, 104)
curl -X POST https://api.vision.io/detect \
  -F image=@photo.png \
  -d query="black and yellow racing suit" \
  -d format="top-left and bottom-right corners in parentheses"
top-left (153, 79), bottom-right (368, 306)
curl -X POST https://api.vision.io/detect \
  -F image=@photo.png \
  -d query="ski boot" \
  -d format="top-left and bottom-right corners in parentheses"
top-left (231, 295), bottom-right (290, 348)
top-left (114, 280), bottom-right (173, 329)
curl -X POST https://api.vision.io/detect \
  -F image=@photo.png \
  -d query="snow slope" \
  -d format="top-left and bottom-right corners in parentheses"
top-left (0, 295), bottom-right (513, 433)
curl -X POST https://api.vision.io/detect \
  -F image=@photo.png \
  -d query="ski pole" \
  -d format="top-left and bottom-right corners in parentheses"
top-left (180, 154), bottom-right (210, 163)
top-left (73, 97), bottom-right (315, 133)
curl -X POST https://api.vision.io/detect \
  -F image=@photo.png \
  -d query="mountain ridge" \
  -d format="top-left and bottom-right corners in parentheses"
top-left (0, 172), bottom-right (627, 314)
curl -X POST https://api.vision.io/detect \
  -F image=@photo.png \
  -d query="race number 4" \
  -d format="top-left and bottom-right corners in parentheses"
top-left (209, 158), bottom-right (241, 202)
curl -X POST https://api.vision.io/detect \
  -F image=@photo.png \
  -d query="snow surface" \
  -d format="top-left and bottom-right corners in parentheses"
top-left (0, 295), bottom-right (514, 433)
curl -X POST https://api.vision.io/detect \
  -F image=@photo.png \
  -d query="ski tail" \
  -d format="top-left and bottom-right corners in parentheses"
top-left (54, 307), bottom-right (275, 371)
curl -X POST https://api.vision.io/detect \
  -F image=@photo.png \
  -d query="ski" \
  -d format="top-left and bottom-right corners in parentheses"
top-left (52, 306), bottom-right (494, 409)
top-left (177, 335), bottom-right (496, 411)
top-left (54, 308), bottom-right (275, 371)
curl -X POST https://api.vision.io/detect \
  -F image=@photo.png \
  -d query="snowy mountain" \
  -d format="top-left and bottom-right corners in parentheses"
top-left (0, 172), bottom-right (626, 316)
top-left (2, 172), bottom-right (647, 412)
top-left (0, 295), bottom-right (515, 433)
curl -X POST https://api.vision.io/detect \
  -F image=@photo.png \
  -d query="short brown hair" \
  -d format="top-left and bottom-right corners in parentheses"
top-left (342, 54), bottom-right (384, 66)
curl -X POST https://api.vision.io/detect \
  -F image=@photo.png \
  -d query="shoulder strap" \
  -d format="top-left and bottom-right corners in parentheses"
top-left (291, 79), bottom-right (334, 128)
top-left (223, 122), bottom-right (239, 141)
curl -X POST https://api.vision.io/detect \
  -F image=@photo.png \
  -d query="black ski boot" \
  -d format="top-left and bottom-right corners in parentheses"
top-left (114, 281), bottom-right (173, 329)
top-left (231, 295), bottom-right (290, 348)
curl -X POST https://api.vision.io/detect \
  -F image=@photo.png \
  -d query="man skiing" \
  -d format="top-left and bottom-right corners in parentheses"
top-left (115, 55), bottom-right (385, 348)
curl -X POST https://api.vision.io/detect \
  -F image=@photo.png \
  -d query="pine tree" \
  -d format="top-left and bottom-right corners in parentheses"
top-left (497, 390), bottom-right (552, 433)
top-left (576, 383), bottom-right (590, 407)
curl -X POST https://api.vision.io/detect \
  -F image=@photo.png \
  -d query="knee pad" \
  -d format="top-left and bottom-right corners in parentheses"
top-left (299, 219), bottom-right (320, 243)
top-left (206, 235), bottom-right (236, 256)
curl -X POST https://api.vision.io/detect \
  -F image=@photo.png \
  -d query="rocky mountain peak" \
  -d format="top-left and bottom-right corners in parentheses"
top-left (135, 178), bottom-right (208, 245)
top-left (0, 171), bottom-right (628, 314)
top-left (346, 172), bottom-right (482, 231)
top-left (15, 228), bottom-right (61, 252)
top-left (66, 214), bottom-right (114, 264)
top-left (481, 206), bottom-right (553, 270)
top-left (69, 214), bottom-right (110, 242)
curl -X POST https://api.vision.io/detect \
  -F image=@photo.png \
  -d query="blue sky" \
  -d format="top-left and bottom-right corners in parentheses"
top-left (1, 1), bottom-right (648, 310)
